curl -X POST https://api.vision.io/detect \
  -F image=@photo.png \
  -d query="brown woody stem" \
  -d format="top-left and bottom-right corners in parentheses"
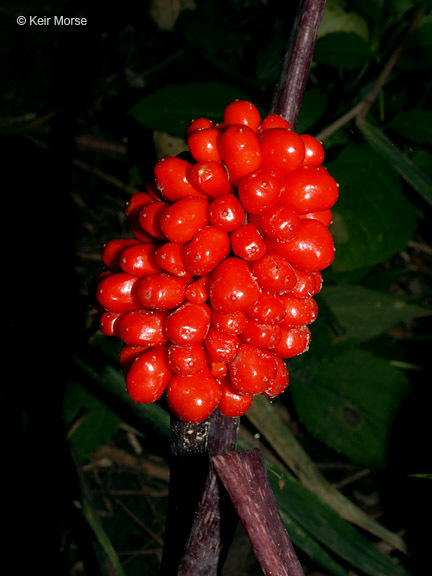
top-left (270, 0), bottom-right (327, 129)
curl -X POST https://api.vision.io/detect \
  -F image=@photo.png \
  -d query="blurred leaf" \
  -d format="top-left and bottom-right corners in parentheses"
top-left (296, 89), bottom-right (329, 133)
top-left (320, 284), bottom-right (429, 340)
top-left (358, 120), bottom-right (432, 206)
top-left (128, 82), bottom-right (250, 137)
top-left (246, 396), bottom-right (408, 554)
top-left (388, 109), bottom-right (432, 144)
top-left (319, 0), bottom-right (369, 41)
top-left (328, 143), bottom-right (417, 271)
top-left (314, 32), bottom-right (372, 69)
top-left (268, 463), bottom-right (411, 576)
top-left (79, 500), bottom-right (127, 576)
top-left (396, 19), bottom-right (432, 70)
top-left (63, 380), bottom-right (121, 462)
top-left (255, 21), bottom-right (284, 87)
top-left (289, 344), bottom-right (411, 469)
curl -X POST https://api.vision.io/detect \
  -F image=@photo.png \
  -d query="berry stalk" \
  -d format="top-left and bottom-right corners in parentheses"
top-left (270, 0), bottom-right (327, 128)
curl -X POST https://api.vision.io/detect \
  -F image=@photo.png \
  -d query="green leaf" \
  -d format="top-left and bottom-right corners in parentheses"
top-left (289, 344), bottom-right (411, 469)
top-left (63, 380), bottom-right (121, 461)
top-left (388, 109), bottom-right (432, 145)
top-left (320, 284), bottom-right (429, 340)
top-left (358, 120), bottom-right (432, 206)
top-left (296, 89), bottom-right (329, 133)
top-left (328, 143), bottom-right (417, 271)
top-left (268, 464), bottom-right (411, 576)
top-left (314, 32), bottom-right (372, 69)
top-left (128, 82), bottom-right (250, 137)
top-left (397, 20), bottom-right (432, 70)
top-left (319, 0), bottom-right (370, 41)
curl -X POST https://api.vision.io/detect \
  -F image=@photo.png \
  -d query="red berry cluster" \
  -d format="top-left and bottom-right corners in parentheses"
top-left (93, 100), bottom-right (338, 423)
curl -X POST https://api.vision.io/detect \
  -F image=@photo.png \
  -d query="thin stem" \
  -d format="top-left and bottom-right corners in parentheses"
top-left (270, 0), bottom-right (327, 129)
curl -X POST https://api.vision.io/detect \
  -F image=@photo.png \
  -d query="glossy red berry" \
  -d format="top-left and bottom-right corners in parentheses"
top-left (118, 309), bottom-right (168, 347)
top-left (96, 272), bottom-right (139, 313)
top-left (119, 345), bottom-right (148, 374)
top-left (240, 318), bottom-right (282, 349)
top-left (126, 344), bottom-right (172, 403)
top-left (183, 225), bottom-right (230, 276)
top-left (119, 243), bottom-right (162, 277)
top-left (187, 161), bottom-right (234, 198)
top-left (164, 301), bottom-right (211, 345)
top-left (159, 197), bottom-right (209, 244)
top-left (301, 134), bottom-right (325, 167)
top-left (211, 309), bottom-right (248, 335)
top-left (204, 325), bottom-right (239, 364)
top-left (246, 291), bottom-right (285, 324)
top-left (185, 274), bottom-right (210, 304)
top-left (209, 193), bottom-right (246, 232)
top-left (248, 204), bottom-right (301, 243)
top-left (154, 157), bottom-right (206, 202)
top-left (187, 127), bottom-right (222, 163)
top-left (184, 117), bottom-right (215, 140)
top-left (219, 125), bottom-right (262, 185)
top-left (230, 223), bottom-right (266, 261)
top-left (272, 325), bottom-right (311, 359)
top-left (279, 294), bottom-right (318, 326)
top-left (102, 238), bottom-right (140, 271)
top-left (137, 272), bottom-right (187, 310)
top-left (280, 166), bottom-right (339, 214)
top-left (209, 257), bottom-right (261, 313)
top-left (259, 128), bottom-right (305, 177)
top-left (166, 368), bottom-right (222, 423)
top-left (124, 192), bottom-right (155, 243)
top-left (237, 169), bottom-right (281, 214)
top-left (258, 114), bottom-right (291, 135)
top-left (154, 242), bottom-right (192, 278)
top-left (223, 100), bottom-right (262, 132)
top-left (263, 356), bottom-right (289, 398)
top-left (100, 311), bottom-right (124, 337)
top-left (229, 342), bottom-right (277, 396)
top-left (167, 343), bottom-right (207, 375)
top-left (251, 252), bottom-right (297, 294)
top-left (139, 201), bottom-right (169, 240)
top-left (217, 374), bottom-right (253, 417)
top-left (274, 219), bottom-right (335, 272)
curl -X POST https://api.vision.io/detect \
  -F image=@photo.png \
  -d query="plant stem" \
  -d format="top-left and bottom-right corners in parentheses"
top-left (270, 0), bottom-right (327, 129)
top-left (159, 411), bottom-right (240, 576)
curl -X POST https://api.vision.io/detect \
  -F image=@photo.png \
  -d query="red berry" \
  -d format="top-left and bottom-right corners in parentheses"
top-left (187, 161), bottom-right (234, 198)
top-left (209, 193), bottom-right (246, 232)
top-left (124, 192), bottom-right (155, 243)
top-left (184, 117), bottom-right (215, 140)
top-left (139, 201), bottom-right (169, 240)
top-left (168, 343), bottom-right (207, 375)
top-left (230, 223), bottom-right (266, 261)
top-left (96, 272), bottom-right (139, 313)
top-left (217, 374), bottom-right (253, 417)
top-left (285, 268), bottom-right (318, 298)
top-left (258, 114), bottom-right (291, 136)
top-left (183, 225), bottom-right (230, 276)
top-left (126, 344), bottom-right (172, 403)
top-left (155, 242), bottom-right (192, 278)
top-left (260, 128), bottom-right (305, 176)
top-left (246, 291), bottom-right (285, 324)
top-left (209, 257), bottom-right (261, 313)
top-left (100, 311), bottom-right (124, 337)
top-left (223, 100), bottom-right (262, 132)
top-left (137, 273), bottom-right (187, 310)
top-left (119, 345), bottom-right (148, 374)
top-left (272, 325), bottom-right (311, 359)
top-left (237, 169), bottom-right (281, 214)
top-left (165, 301), bottom-right (211, 345)
top-left (299, 209), bottom-right (333, 227)
top-left (248, 204), bottom-right (301, 242)
top-left (301, 134), bottom-right (325, 167)
top-left (204, 325), bottom-right (239, 364)
top-left (187, 127), bottom-right (222, 163)
top-left (185, 274), bottom-right (210, 304)
top-left (229, 342), bottom-right (277, 396)
top-left (251, 252), bottom-right (297, 294)
top-left (166, 368), bottom-right (222, 423)
top-left (118, 309), bottom-right (168, 347)
top-left (154, 157), bottom-right (206, 202)
top-left (211, 309), bottom-right (248, 335)
top-left (219, 125), bottom-right (262, 185)
top-left (280, 166), bottom-right (339, 214)
top-left (119, 243), bottom-right (162, 277)
top-left (274, 219), bottom-right (335, 272)
top-left (279, 295), bottom-right (318, 326)
top-left (159, 197), bottom-right (209, 244)
top-left (102, 238), bottom-right (141, 271)
top-left (240, 318), bottom-right (282, 349)
top-left (263, 356), bottom-right (289, 398)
